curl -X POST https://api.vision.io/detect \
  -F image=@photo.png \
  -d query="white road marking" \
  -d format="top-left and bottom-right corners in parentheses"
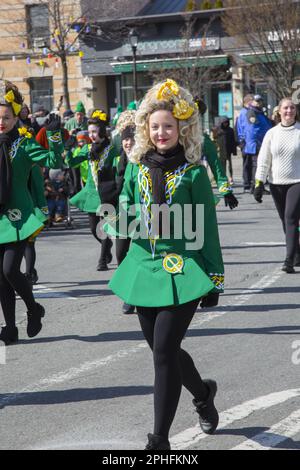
top-left (191, 267), bottom-right (282, 328)
top-left (241, 242), bottom-right (285, 246)
top-left (0, 343), bottom-right (147, 409)
top-left (33, 284), bottom-right (77, 300)
top-left (231, 408), bottom-right (300, 450)
top-left (171, 389), bottom-right (300, 450)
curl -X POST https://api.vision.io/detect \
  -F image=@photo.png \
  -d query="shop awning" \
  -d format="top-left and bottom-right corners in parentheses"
top-left (111, 55), bottom-right (228, 73)
top-left (239, 52), bottom-right (279, 64)
top-left (239, 50), bottom-right (300, 64)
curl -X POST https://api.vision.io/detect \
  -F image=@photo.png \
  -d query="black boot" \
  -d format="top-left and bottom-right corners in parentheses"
top-left (97, 262), bottom-right (108, 271)
top-left (193, 379), bottom-right (219, 435)
top-left (145, 433), bottom-right (170, 450)
top-left (122, 303), bottom-right (135, 314)
top-left (27, 303), bottom-right (44, 338)
top-left (282, 259), bottom-right (295, 273)
top-left (0, 326), bottom-right (19, 345)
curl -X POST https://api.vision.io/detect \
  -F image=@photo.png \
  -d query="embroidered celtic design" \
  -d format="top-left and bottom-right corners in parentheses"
top-left (209, 273), bottom-right (224, 290)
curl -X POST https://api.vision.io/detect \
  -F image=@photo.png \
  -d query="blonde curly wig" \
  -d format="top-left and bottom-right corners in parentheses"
top-left (116, 110), bottom-right (136, 133)
top-left (129, 80), bottom-right (202, 164)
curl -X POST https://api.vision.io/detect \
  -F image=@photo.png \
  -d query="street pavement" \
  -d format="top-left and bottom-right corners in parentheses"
top-left (1, 156), bottom-right (300, 451)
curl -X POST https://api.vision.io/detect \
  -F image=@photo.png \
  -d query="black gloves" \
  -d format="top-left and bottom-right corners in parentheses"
top-left (200, 292), bottom-right (219, 308)
top-left (224, 193), bottom-right (239, 210)
top-left (253, 181), bottom-right (264, 203)
top-left (44, 113), bottom-right (61, 131)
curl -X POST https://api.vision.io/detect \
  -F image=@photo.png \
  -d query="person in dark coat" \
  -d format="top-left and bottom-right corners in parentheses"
top-left (215, 116), bottom-right (237, 184)
top-left (237, 95), bottom-right (272, 192)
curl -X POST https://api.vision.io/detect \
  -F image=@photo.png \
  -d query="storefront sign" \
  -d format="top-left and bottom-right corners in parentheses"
top-left (122, 37), bottom-right (220, 56)
top-left (268, 29), bottom-right (300, 42)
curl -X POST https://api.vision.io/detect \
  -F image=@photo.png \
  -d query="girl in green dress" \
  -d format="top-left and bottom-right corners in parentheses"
top-left (108, 79), bottom-right (224, 450)
top-left (98, 110), bottom-right (136, 314)
top-left (24, 164), bottom-right (49, 285)
top-left (0, 80), bottom-right (64, 345)
top-left (66, 113), bottom-right (116, 271)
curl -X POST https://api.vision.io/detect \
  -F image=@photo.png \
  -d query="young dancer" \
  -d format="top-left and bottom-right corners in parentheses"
top-left (108, 79), bottom-right (224, 449)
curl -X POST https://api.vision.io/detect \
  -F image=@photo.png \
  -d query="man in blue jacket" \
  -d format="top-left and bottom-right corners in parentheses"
top-left (236, 94), bottom-right (272, 192)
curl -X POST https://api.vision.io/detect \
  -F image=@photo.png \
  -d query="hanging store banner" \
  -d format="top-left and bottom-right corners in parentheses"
top-left (218, 91), bottom-right (233, 119)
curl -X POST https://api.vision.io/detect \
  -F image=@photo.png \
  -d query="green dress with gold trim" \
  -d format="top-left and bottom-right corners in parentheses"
top-left (108, 161), bottom-right (224, 307)
top-left (0, 130), bottom-right (64, 244)
top-left (66, 143), bottom-right (117, 213)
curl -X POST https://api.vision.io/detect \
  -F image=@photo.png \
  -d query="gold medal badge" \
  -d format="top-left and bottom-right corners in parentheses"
top-left (162, 253), bottom-right (184, 274)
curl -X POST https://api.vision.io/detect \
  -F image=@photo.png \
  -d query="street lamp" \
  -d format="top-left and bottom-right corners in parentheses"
top-left (129, 29), bottom-right (139, 103)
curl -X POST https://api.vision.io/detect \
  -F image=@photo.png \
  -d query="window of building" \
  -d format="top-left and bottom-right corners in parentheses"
top-left (120, 73), bottom-right (153, 106)
top-left (29, 77), bottom-right (53, 113)
top-left (26, 4), bottom-right (50, 47)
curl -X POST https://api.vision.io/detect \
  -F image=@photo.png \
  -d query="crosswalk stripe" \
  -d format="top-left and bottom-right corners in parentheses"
top-left (171, 388), bottom-right (300, 449)
top-left (231, 408), bottom-right (300, 450)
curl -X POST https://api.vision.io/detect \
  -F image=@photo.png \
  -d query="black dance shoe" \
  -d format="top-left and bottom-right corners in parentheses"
top-left (281, 260), bottom-right (295, 273)
top-left (27, 303), bottom-right (44, 338)
top-left (97, 263), bottom-right (108, 271)
top-left (145, 433), bottom-right (170, 450)
top-left (193, 379), bottom-right (219, 435)
top-left (122, 303), bottom-right (135, 314)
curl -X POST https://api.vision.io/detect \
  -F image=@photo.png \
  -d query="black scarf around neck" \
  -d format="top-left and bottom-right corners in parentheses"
top-left (0, 126), bottom-right (19, 215)
top-left (140, 143), bottom-right (187, 204)
top-left (89, 136), bottom-right (110, 161)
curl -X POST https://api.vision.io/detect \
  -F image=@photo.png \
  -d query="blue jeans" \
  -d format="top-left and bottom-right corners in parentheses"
top-left (47, 199), bottom-right (66, 217)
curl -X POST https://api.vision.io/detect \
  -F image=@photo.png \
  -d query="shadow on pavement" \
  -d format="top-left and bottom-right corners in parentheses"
top-left (0, 385), bottom-right (153, 408)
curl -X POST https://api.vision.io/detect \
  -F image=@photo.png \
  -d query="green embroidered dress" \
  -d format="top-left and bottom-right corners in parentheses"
top-left (0, 130), bottom-right (64, 244)
top-left (108, 162), bottom-right (224, 307)
top-left (66, 143), bottom-right (117, 213)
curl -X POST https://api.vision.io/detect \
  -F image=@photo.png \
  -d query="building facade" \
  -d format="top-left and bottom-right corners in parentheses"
top-left (0, 0), bottom-right (86, 113)
top-left (77, 1), bottom-right (263, 128)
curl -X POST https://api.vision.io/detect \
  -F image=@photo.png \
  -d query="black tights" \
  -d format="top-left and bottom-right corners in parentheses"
top-left (116, 238), bottom-right (131, 265)
top-left (0, 240), bottom-right (36, 329)
top-left (137, 299), bottom-right (208, 439)
top-left (270, 183), bottom-right (300, 261)
top-left (88, 213), bottom-right (112, 265)
top-left (24, 241), bottom-right (36, 274)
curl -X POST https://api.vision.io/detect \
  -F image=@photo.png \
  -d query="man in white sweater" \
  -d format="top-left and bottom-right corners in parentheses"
top-left (254, 97), bottom-right (300, 273)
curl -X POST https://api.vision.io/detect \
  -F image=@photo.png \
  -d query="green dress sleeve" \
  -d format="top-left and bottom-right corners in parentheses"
top-left (192, 166), bottom-right (224, 292)
top-left (203, 134), bottom-right (231, 197)
top-left (25, 131), bottom-right (64, 168)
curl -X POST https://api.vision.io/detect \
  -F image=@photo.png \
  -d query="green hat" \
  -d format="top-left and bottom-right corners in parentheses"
top-left (112, 105), bottom-right (123, 126)
top-left (75, 101), bottom-right (86, 114)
